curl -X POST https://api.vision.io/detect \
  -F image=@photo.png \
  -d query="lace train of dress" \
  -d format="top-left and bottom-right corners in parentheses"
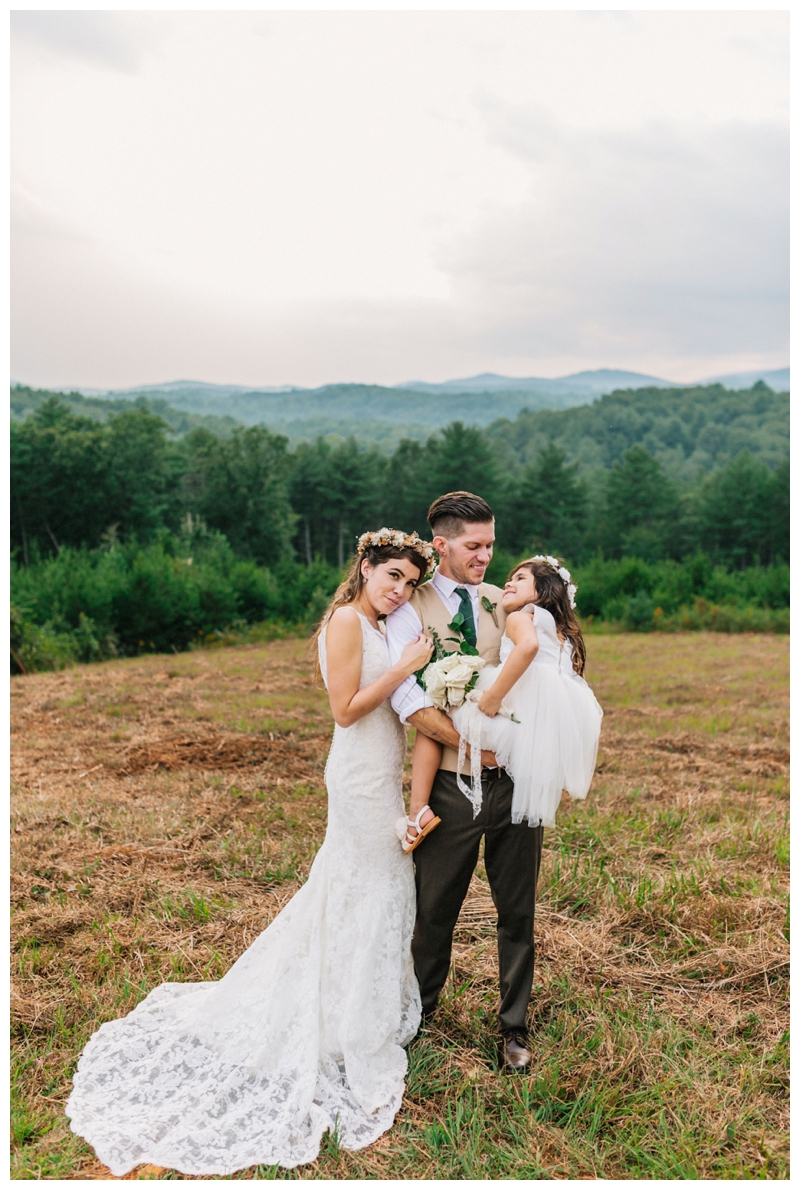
top-left (66, 614), bottom-right (420, 1175)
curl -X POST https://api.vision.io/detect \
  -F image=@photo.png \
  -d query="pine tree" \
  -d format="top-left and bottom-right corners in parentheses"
top-left (325, 440), bottom-right (387, 567)
top-left (12, 399), bottom-right (112, 557)
top-left (185, 425), bottom-right (295, 565)
top-left (696, 451), bottom-right (775, 568)
top-left (511, 443), bottom-right (589, 562)
top-left (600, 445), bottom-right (681, 560)
top-left (289, 439), bottom-right (334, 564)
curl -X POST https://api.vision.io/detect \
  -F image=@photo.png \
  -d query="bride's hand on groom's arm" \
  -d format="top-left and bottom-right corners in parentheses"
top-left (397, 633), bottom-right (434, 677)
top-left (326, 611), bottom-right (434, 728)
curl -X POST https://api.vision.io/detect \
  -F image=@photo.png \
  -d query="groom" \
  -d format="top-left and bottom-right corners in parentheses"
top-left (385, 491), bottom-right (543, 1071)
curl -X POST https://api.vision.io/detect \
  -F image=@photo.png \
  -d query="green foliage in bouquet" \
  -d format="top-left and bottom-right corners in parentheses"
top-left (414, 616), bottom-right (482, 698)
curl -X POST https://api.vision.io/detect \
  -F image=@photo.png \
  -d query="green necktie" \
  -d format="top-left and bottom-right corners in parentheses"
top-left (454, 587), bottom-right (477, 646)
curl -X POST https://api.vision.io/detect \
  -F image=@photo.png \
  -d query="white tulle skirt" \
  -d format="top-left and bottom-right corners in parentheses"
top-left (452, 661), bottom-right (603, 828)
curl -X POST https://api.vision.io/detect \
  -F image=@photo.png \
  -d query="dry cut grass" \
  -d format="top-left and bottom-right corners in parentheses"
top-left (10, 633), bottom-right (789, 1179)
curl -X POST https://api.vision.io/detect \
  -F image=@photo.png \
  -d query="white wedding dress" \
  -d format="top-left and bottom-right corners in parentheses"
top-left (66, 614), bottom-right (421, 1176)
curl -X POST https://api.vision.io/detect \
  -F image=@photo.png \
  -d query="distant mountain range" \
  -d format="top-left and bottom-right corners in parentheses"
top-left (71, 379), bottom-right (302, 399)
top-left (397, 367), bottom-right (680, 396)
top-left (62, 364), bottom-right (789, 406)
top-left (13, 365), bottom-right (788, 447)
top-left (703, 367), bottom-right (790, 391)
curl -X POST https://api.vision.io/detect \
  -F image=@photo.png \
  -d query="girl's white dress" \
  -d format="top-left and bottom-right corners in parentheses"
top-left (452, 604), bottom-right (603, 828)
top-left (66, 614), bottom-right (420, 1176)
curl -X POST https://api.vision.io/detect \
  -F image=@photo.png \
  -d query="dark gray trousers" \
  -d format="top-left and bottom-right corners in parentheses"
top-left (411, 767), bottom-right (544, 1033)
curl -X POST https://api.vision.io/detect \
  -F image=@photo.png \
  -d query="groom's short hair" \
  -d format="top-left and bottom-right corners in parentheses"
top-left (428, 491), bottom-right (494, 539)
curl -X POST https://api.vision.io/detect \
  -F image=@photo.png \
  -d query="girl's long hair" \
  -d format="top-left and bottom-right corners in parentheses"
top-left (511, 558), bottom-right (587, 676)
top-left (312, 541), bottom-right (430, 680)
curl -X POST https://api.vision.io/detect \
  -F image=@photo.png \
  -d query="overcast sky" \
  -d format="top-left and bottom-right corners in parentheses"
top-left (11, 9), bottom-right (788, 390)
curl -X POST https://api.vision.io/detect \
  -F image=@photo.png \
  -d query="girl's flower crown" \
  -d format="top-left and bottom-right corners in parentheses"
top-left (357, 527), bottom-right (437, 576)
top-left (531, 554), bottom-right (577, 609)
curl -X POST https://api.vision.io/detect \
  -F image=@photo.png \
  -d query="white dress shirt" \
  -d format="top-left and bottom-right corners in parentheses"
top-left (385, 569), bottom-right (482, 725)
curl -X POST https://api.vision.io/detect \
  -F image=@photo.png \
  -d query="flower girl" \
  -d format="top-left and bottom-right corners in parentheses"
top-left (401, 556), bottom-right (603, 849)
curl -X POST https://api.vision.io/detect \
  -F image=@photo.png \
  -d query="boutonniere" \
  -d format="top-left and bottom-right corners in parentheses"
top-left (481, 595), bottom-right (499, 627)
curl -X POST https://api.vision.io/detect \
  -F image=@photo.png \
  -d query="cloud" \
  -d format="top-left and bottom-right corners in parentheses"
top-left (434, 101), bottom-right (788, 366)
top-left (10, 12), bottom-right (788, 388)
top-left (11, 11), bottom-right (152, 72)
top-left (11, 184), bottom-right (89, 245)
top-left (11, 109), bottom-right (788, 390)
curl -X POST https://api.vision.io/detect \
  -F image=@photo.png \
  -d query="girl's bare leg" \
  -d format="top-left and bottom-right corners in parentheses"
top-left (408, 731), bottom-right (443, 838)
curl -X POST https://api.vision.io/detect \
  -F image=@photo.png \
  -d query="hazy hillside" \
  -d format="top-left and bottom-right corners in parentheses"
top-left (11, 379), bottom-right (610, 444)
top-left (23, 364), bottom-right (784, 441)
top-left (10, 385), bottom-right (241, 438)
top-left (44, 379), bottom-right (604, 432)
top-left (705, 367), bottom-right (789, 391)
top-left (401, 366), bottom-right (790, 399)
top-left (398, 367), bottom-right (680, 396)
top-left (484, 382), bottom-right (789, 480)
top-left (11, 368), bottom-right (790, 458)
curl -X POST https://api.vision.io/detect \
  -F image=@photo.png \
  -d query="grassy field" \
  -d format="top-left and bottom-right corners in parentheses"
top-left (11, 633), bottom-right (789, 1179)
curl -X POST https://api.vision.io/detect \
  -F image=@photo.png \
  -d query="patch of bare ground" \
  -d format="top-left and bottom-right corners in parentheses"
top-left (11, 633), bottom-right (789, 1179)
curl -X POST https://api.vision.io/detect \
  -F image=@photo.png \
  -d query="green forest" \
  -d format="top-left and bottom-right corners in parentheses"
top-left (10, 381), bottom-right (789, 673)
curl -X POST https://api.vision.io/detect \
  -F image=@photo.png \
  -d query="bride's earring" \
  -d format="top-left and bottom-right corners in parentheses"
top-left (357, 568), bottom-right (367, 602)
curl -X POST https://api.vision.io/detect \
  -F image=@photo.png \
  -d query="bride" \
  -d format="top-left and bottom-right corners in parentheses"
top-left (66, 529), bottom-right (435, 1176)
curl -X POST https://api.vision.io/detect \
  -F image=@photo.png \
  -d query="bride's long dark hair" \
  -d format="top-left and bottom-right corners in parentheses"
top-left (312, 540), bottom-right (431, 681)
top-left (512, 557), bottom-right (587, 676)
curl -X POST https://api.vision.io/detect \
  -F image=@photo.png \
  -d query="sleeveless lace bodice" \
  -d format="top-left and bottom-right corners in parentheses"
top-left (318, 612), bottom-right (407, 824)
top-left (67, 613), bottom-right (420, 1175)
top-left (318, 614), bottom-right (408, 856)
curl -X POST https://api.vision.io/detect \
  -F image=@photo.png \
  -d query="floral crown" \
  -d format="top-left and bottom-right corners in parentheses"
top-left (530, 554), bottom-right (577, 609)
top-left (356, 527), bottom-right (436, 576)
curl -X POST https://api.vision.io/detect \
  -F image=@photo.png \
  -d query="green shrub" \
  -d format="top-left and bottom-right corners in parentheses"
top-left (623, 591), bottom-right (657, 632)
top-left (10, 605), bottom-right (118, 674)
top-left (654, 601), bottom-right (789, 634)
top-left (10, 534), bottom-right (789, 675)
top-left (571, 554), bottom-right (789, 622)
top-left (11, 605), bottom-right (76, 673)
top-left (10, 529), bottom-right (345, 672)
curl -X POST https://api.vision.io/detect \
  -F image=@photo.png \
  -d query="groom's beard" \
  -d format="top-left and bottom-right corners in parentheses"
top-left (441, 558), bottom-right (487, 586)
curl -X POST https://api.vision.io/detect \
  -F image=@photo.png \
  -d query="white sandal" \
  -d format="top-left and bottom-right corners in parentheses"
top-left (399, 806), bottom-right (441, 854)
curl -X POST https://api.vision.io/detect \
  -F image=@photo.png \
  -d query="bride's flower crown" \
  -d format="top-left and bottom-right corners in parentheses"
top-left (357, 527), bottom-right (437, 576)
top-left (531, 554), bottom-right (577, 609)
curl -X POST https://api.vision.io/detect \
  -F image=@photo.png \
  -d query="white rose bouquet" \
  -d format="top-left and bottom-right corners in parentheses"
top-left (419, 649), bottom-right (486, 710)
top-left (415, 618), bottom-right (485, 710)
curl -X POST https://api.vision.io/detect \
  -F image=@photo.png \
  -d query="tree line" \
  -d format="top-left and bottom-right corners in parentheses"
top-left (11, 396), bottom-right (789, 572)
top-left (9, 390), bottom-right (789, 672)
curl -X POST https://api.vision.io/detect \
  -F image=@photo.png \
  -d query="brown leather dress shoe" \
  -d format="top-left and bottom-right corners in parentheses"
top-left (501, 1029), bottom-right (532, 1072)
